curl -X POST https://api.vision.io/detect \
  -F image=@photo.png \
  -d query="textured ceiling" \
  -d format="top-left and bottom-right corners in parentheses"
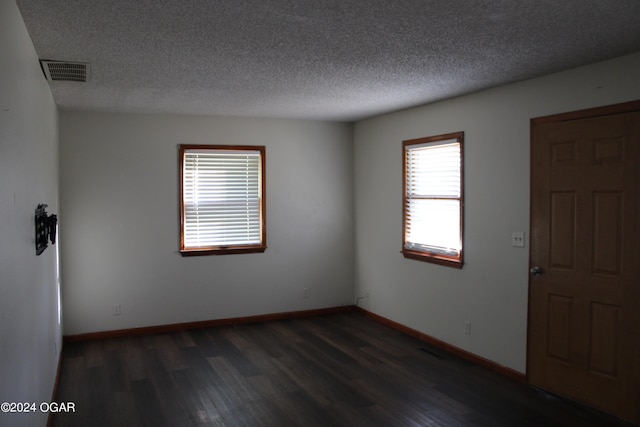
top-left (15, 0), bottom-right (640, 122)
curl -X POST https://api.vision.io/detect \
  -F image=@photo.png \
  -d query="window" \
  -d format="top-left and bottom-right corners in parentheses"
top-left (402, 132), bottom-right (463, 268)
top-left (179, 145), bottom-right (266, 255)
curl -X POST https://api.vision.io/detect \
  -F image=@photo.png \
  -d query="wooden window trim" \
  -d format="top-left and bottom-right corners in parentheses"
top-left (179, 144), bottom-right (266, 256)
top-left (402, 131), bottom-right (464, 268)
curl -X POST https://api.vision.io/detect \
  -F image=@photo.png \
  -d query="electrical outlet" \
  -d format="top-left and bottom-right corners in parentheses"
top-left (304, 288), bottom-right (310, 298)
top-left (465, 321), bottom-right (471, 335)
top-left (355, 290), bottom-right (370, 307)
top-left (113, 304), bottom-right (121, 316)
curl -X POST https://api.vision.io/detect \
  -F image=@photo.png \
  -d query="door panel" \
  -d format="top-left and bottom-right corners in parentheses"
top-left (549, 191), bottom-right (576, 269)
top-left (592, 192), bottom-right (622, 276)
top-left (546, 294), bottom-right (572, 361)
top-left (529, 105), bottom-right (640, 424)
top-left (588, 302), bottom-right (620, 378)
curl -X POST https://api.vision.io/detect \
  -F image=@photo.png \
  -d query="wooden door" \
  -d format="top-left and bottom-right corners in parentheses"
top-left (528, 102), bottom-right (640, 424)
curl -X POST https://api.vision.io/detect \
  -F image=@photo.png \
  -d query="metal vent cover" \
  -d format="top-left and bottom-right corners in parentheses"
top-left (40, 60), bottom-right (90, 82)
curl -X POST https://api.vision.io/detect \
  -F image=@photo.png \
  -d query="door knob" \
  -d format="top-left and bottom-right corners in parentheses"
top-left (530, 266), bottom-right (543, 276)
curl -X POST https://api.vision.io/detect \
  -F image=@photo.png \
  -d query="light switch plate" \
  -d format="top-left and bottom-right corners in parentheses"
top-left (511, 231), bottom-right (525, 248)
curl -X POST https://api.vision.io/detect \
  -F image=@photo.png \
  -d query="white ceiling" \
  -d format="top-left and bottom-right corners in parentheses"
top-left (15, 0), bottom-right (640, 122)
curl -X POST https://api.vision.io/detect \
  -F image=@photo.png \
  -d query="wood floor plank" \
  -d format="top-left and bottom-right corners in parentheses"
top-left (52, 312), bottom-right (635, 427)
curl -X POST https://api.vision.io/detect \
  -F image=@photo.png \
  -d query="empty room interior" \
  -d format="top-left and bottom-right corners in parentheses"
top-left (2, 0), bottom-right (640, 426)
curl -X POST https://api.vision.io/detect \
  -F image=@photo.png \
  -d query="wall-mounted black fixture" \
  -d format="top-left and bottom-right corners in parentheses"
top-left (35, 204), bottom-right (57, 256)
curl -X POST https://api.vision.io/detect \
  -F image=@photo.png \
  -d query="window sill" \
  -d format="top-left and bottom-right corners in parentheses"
top-left (180, 245), bottom-right (267, 256)
top-left (401, 249), bottom-right (463, 269)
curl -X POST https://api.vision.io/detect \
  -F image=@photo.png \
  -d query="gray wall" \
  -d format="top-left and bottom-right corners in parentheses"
top-left (353, 52), bottom-right (640, 373)
top-left (59, 112), bottom-right (354, 335)
top-left (0, 1), bottom-right (61, 427)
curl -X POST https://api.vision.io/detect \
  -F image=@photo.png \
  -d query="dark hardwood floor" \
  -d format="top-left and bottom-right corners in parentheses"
top-left (51, 312), bottom-right (633, 427)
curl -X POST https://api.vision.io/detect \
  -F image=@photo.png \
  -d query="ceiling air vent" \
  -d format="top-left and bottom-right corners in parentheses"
top-left (40, 60), bottom-right (90, 82)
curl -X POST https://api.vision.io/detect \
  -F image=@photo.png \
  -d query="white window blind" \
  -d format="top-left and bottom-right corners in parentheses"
top-left (182, 148), bottom-right (263, 250)
top-left (404, 139), bottom-right (461, 257)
